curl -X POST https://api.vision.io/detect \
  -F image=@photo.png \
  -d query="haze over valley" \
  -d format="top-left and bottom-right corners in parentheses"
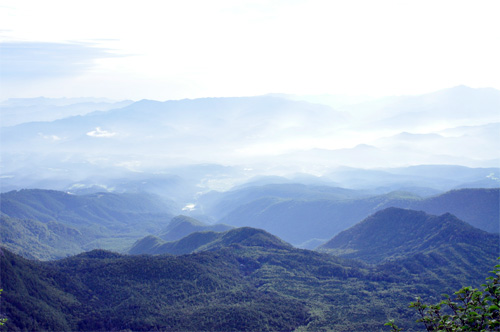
top-left (1, 1), bottom-right (499, 330)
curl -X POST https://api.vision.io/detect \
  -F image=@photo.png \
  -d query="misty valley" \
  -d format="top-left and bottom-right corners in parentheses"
top-left (1, 86), bottom-right (499, 331)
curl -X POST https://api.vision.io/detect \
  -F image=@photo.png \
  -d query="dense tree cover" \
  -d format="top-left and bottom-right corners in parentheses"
top-left (218, 188), bottom-right (499, 245)
top-left (386, 263), bottom-right (500, 331)
top-left (0, 189), bottom-right (175, 259)
top-left (318, 208), bottom-right (499, 264)
top-left (0, 215), bottom-right (85, 260)
top-left (1, 223), bottom-right (498, 331)
top-left (158, 215), bottom-right (232, 242)
top-left (0, 289), bottom-right (6, 327)
top-left (129, 227), bottom-right (290, 255)
top-left (198, 183), bottom-right (365, 220)
top-left (409, 188), bottom-right (499, 234)
top-left (2, 188), bottom-right (498, 260)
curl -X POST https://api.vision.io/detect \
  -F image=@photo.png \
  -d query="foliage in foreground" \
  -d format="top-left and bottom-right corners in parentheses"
top-left (386, 263), bottom-right (500, 331)
top-left (0, 289), bottom-right (6, 327)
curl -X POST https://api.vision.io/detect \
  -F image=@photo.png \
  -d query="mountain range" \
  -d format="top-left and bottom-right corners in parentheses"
top-left (1, 207), bottom-right (498, 331)
top-left (318, 207), bottom-right (499, 263)
top-left (1, 187), bottom-right (497, 259)
top-left (157, 215), bottom-right (233, 242)
top-left (0, 189), bottom-right (176, 259)
top-left (1, 86), bottom-right (499, 196)
top-left (216, 187), bottom-right (499, 246)
top-left (1, 86), bottom-right (499, 330)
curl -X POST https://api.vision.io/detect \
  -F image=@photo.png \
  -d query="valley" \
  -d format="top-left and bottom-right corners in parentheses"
top-left (1, 87), bottom-right (499, 331)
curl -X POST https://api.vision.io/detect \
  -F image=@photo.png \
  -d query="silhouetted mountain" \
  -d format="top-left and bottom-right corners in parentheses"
top-left (0, 97), bottom-right (133, 127)
top-left (318, 208), bottom-right (499, 263)
top-left (2, 88), bottom-right (499, 193)
top-left (409, 188), bottom-right (499, 233)
top-left (198, 183), bottom-right (365, 220)
top-left (129, 227), bottom-right (291, 255)
top-left (363, 86), bottom-right (500, 131)
top-left (324, 165), bottom-right (500, 191)
top-left (0, 96), bottom-right (346, 176)
top-left (218, 188), bottom-right (499, 245)
top-left (158, 215), bottom-right (232, 242)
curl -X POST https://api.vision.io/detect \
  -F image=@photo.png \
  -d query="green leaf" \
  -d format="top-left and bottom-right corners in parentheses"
top-left (489, 304), bottom-right (499, 312)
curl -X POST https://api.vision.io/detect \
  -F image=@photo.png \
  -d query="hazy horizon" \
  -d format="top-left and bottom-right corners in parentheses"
top-left (1, 1), bottom-right (499, 194)
top-left (1, 1), bottom-right (500, 101)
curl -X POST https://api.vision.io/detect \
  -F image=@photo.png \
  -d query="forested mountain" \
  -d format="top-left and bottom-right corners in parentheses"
top-left (0, 189), bottom-right (174, 229)
top-left (407, 188), bottom-right (500, 233)
top-left (1, 187), bottom-right (497, 260)
top-left (2, 217), bottom-right (498, 331)
top-left (0, 189), bottom-right (175, 259)
top-left (129, 227), bottom-right (290, 255)
top-left (218, 188), bottom-right (499, 246)
top-left (318, 207), bottom-right (499, 264)
top-left (158, 215), bottom-right (232, 242)
top-left (197, 183), bottom-right (366, 220)
top-left (0, 215), bottom-right (86, 260)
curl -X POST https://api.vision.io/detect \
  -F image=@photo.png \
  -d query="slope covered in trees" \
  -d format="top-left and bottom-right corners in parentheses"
top-left (218, 188), bottom-right (499, 246)
top-left (158, 215), bottom-right (232, 241)
top-left (0, 189), bottom-right (175, 259)
top-left (129, 227), bottom-right (291, 255)
top-left (2, 213), bottom-right (498, 331)
top-left (318, 207), bottom-right (499, 264)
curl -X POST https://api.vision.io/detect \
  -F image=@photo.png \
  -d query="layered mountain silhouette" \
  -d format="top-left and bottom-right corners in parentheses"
top-left (2, 187), bottom-right (497, 260)
top-left (218, 188), bottom-right (499, 246)
top-left (158, 215), bottom-right (232, 242)
top-left (318, 207), bottom-right (499, 264)
top-left (129, 227), bottom-right (291, 255)
top-left (1, 87), bottom-right (499, 194)
top-left (2, 209), bottom-right (498, 331)
top-left (0, 97), bottom-right (133, 127)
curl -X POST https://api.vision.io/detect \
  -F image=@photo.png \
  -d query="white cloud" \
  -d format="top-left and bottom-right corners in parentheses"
top-left (86, 127), bottom-right (116, 138)
top-left (38, 133), bottom-right (62, 141)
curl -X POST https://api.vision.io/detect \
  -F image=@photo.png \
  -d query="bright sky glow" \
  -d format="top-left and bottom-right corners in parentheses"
top-left (1, 0), bottom-right (500, 100)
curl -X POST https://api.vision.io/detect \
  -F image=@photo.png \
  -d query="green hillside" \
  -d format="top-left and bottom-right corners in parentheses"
top-left (318, 207), bottom-right (499, 265)
top-left (158, 215), bottom-right (233, 241)
top-left (409, 188), bottom-right (499, 233)
top-left (218, 188), bottom-right (499, 245)
top-left (129, 227), bottom-right (291, 255)
top-left (0, 189), bottom-right (175, 259)
top-left (0, 215), bottom-right (85, 260)
top-left (2, 220), bottom-right (498, 331)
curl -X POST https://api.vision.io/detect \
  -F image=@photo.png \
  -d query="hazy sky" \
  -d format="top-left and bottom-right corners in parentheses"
top-left (1, 0), bottom-right (499, 101)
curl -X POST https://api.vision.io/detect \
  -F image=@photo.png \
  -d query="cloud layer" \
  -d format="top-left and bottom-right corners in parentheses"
top-left (0, 42), bottom-right (121, 80)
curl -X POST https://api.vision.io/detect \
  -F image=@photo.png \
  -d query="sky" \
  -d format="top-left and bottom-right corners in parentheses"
top-left (1, 0), bottom-right (500, 101)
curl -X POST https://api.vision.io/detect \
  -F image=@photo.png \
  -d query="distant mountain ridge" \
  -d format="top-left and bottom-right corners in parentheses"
top-left (218, 187), bottom-right (499, 246)
top-left (0, 189), bottom-right (175, 259)
top-left (158, 215), bottom-right (232, 242)
top-left (318, 207), bottom-right (499, 263)
top-left (0, 97), bottom-right (133, 127)
top-left (129, 227), bottom-right (291, 255)
top-left (1, 87), bottom-right (499, 193)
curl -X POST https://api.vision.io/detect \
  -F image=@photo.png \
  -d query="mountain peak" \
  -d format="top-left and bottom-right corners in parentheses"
top-left (215, 227), bottom-right (292, 250)
top-left (129, 227), bottom-right (291, 256)
top-left (318, 207), bottom-right (495, 263)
